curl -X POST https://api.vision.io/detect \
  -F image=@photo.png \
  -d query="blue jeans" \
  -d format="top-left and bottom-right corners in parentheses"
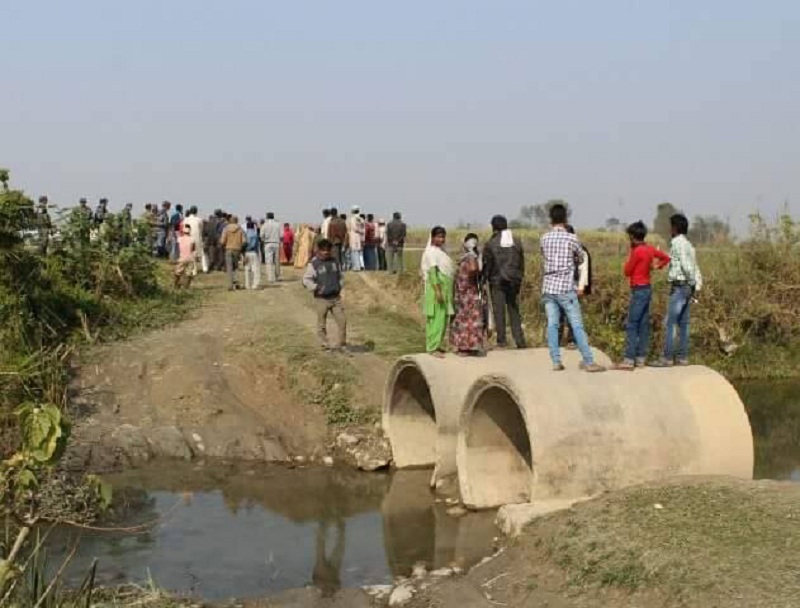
top-left (543, 292), bottom-right (594, 365)
top-left (363, 245), bottom-right (377, 270)
top-left (624, 286), bottom-right (652, 363)
top-left (663, 285), bottom-right (692, 362)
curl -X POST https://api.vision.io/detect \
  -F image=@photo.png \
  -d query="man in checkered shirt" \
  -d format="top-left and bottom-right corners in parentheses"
top-left (540, 204), bottom-right (606, 372)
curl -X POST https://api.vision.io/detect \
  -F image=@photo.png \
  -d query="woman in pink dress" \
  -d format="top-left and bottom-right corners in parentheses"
top-left (281, 223), bottom-right (295, 265)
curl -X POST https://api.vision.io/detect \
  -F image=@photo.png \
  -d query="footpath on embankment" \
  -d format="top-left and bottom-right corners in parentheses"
top-left (64, 270), bottom-right (407, 473)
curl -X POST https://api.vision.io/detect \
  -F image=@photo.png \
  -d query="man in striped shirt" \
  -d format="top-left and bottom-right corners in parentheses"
top-left (540, 204), bottom-right (606, 372)
top-left (651, 213), bottom-right (703, 367)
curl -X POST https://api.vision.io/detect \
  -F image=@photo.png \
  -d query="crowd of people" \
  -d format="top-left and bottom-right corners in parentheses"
top-left (419, 203), bottom-right (702, 372)
top-left (36, 196), bottom-right (701, 368)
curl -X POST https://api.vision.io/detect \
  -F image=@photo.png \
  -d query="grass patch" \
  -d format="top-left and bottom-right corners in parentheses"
top-left (259, 315), bottom-right (375, 426)
top-left (358, 304), bottom-right (424, 358)
top-left (522, 478), bottom-right (800, 605)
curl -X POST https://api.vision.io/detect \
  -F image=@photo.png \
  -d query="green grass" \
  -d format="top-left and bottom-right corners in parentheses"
top-left (258, 315), bottom-right (376, 426)
top-left (522, 478), bottom-right (800, 606)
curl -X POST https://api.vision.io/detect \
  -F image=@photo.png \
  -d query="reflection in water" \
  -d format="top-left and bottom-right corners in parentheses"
top-left (737, 380), bottom-right (800, 480)
top-left (48, 464), bottom-right (497, 601)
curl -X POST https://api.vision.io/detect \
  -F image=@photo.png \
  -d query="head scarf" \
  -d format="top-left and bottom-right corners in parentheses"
top-left (421, 236), bottom-right (454, 281)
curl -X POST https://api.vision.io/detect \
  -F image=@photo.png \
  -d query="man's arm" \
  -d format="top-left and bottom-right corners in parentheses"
top-left (653, 248), bottom-right (671, 269)
top-left (302, 263), bottom-right (318, 292)
top-left (219, 228), bottom-right (228, 248)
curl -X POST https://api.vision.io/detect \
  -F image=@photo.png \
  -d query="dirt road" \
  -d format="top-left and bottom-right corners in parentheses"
top-left (66, 270), bottom-right (397, 472)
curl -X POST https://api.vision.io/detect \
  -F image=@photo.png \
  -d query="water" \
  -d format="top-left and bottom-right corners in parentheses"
top-left (738, 380), bottom-right (800, 481)
top-left (48, 465), bottom-right (497, 601)
top-left (47, 379), bottom-right (800, 600)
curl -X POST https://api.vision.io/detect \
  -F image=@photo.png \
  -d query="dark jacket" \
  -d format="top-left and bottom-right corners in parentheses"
top-left (482, 233), bottom-right (525, 288)
top-left (386, 220), bottom-right (407, 247)
top-left (303, 257), bottom-right (343, 299)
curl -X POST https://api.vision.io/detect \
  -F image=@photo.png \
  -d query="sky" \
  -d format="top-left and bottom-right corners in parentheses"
top-left (3, 1), bottom-right (799, 230)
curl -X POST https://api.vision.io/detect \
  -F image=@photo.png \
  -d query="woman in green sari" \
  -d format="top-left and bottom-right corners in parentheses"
top-left (421, 226), bottom-right (455, 357)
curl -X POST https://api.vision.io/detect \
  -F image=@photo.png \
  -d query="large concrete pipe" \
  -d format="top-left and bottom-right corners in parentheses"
top-left (383, 348), bottom-right (612, 484)
top-left (456, 366), bottom-right (754, 509)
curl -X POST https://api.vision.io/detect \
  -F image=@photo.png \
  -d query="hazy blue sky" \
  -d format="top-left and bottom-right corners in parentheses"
top-left (3, 1), bottom-right (798, 229)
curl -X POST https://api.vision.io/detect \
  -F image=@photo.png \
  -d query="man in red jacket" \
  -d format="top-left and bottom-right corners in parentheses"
top-left (613, 221), bottom-right (670, 370)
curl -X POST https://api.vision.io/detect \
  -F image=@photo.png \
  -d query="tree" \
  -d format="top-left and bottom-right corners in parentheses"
top-left (653, 202), bottom-right (680, 242)
top-left (605, 217), bottom-right (622, 232)
top-left (689, 215), bottom-right (731, 245)
top-left (516, 200), bottom-right (571, 229)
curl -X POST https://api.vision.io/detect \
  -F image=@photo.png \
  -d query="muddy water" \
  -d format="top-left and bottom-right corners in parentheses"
top-left (738, 380), bottom-right (800, 481)
top-left (50, 465), bottom-right (497, 600)
top-left (49, 379), bottom-right (799, 600)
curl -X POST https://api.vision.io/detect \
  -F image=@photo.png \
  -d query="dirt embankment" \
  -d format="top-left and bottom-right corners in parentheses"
top-left (400, 477), bottom-right (800, 608)
top-left (64, 271), bottom-right (399, 473)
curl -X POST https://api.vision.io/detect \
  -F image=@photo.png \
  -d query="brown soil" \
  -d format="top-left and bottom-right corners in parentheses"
top-left (67, 270), bottom-right (391, 471)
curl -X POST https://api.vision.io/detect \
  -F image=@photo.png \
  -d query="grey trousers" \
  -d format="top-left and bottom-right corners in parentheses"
top-left (387, 245), bottom-right (404, 274)
top-left (225, 250), bottom-right (240, 289)
top-left (314, 297), bottom-right (347, 348)
top-left (264, 243), bottom-right (281, 283)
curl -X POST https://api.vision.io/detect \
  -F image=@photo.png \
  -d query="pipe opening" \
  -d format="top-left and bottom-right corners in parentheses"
top-left (463, 385), bottom-right (532, 507)
top-left (386, 365), bottom-right (437, 467)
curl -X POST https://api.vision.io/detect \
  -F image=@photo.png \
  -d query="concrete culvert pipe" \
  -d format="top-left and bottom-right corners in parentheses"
top-left (383, 348), bottom-right (612, 484)
top-left (457, 366), bottom-right (754, 509)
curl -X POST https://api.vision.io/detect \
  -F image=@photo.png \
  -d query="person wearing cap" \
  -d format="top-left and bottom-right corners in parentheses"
top-left (36, 196), bottom-right (52, 254)
top-left (74, 198), bottom-right (93, 244)
top-left (347, 206), bottom-right (365, 271)
top-left (94, 198), bottom-right (108, 225)
top-left (320, 209), bottom-right (332, 240)
top-left (120, 203), bottom-right (134, 247)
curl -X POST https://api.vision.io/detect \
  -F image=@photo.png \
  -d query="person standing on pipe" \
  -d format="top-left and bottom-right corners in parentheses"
top-left (482, 215), bottom-right (527, 349)
top-left (540, 204), bottom-right (606, 372)
top-left (650, 213), bottom-right (703, 367)
top-left (613, 221), bottom-right (670, 370)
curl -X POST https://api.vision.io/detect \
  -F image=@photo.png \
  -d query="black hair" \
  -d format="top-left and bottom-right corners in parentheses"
top-left (464, 232), bottom-right (479, 242)
top-left (360, 213), bottom-right (366, 219)
top-left (367, 213), bottom-right (374, 221)
top-left (246, 220), bottom-right (256, 229)
top-left (626, 221), bottom-right (648, 242)
top-left (670, 213), bottom-right (689, 235)
top-left (267, 212), bottom-right (275, 220)
top-left (317, 239), bottom-right (332, 251)
top-left (189, 206), bottom-right (198, 215)
top-left (393, 211), bottom-right (401, 220)
top-left (330, 207), bottom-right (338, 215)
top-left (323, 209), bottom-right (331, 218)
top-left (549, 204), bottom-right (568, 225)
top-left (431, 226), bottom-right (447, 238)
top-left (176, 204), bottom-right (183, 212)
top-left (340, 214), bottom-right (347, 220)
top-left (565, 224), bottom-right (576, 235)
top-left (490, 215), bottom-right (508, 232)
top-left (145, 203), bottom-right (152, 211)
